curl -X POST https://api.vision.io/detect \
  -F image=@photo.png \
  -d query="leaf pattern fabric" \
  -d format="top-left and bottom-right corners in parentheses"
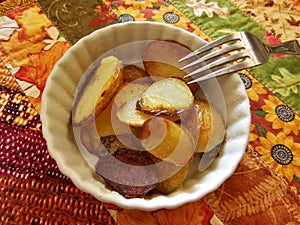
top-left (0, 16), bottom-right (18, 40)
top-left (269, 67), bottom-right (300, 97)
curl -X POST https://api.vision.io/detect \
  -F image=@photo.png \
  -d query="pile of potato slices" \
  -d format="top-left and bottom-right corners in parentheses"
top-left (72, 40), bottom-right (226, 198)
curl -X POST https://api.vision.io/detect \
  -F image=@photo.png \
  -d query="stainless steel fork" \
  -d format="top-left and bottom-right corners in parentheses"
top-left (179, 31), bottom-right (300, 84)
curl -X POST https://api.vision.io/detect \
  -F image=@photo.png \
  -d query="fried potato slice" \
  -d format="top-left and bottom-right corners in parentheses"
top-left (115, 81), bottom-right (153, 127)
top-left (72, 56), bottom-right (124, 126)
top-left (117, 96), bottom-right (152, 127)
top-left (80, 102), bottom-right (117, 156)
top-left (99, 134), bottom-right (143, 155)
top-left (122, 64), bottom-right (148, 83)
top-left (136, 78), bottom-right (194, 116)
top-left (95, 148), bottom-right (157, 198)
top-left (142, 40), bottom-right (199, 92)
top-left (80, 123), bottom-right (100, 156)
top-left (140, 117), bottom-right (195, 166)
top-left (80, 128), bottom-right (138, 157)
top-left (113, 80), bottom-right (152, 108)
top-left (94, 100), bottom-right (115, 137)
top-left (155, 162), bottom-right (189, 195)
top-left (185, 99), bottom-right (225, 153)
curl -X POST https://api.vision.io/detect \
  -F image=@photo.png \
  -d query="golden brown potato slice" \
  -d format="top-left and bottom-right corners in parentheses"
top-left (142, 40), bottom-right (200, 91)
top-left (95, 148), bottom-right (157, 198)
top-left (122, 64), bottom-right (148, 83)
top-left (136, 78), bottom-right (194, 116)
top-left (117, 95), bottom-right (152, 127)
top-left (94, 97), bottom-right (138, 138)
top-left (99, 134), bottom-right (143, 155)
top-left (80, 129), bottom-right (138, 157)
top-left (80, 123), bottom-right (100, 156)
top-left (94, 100), bottom-right (115, 137)
top-left (184, 99), bottom-right (225, 153)
top-left (140, 117), bottom-right (195, 166)
top-left (72, 56), bottom-right (124, 126)
top-left (113, 81), bottom-right (152, 108)
top-left (114, 81), bottom-right (152, 127)
top-left (155, 162), bottom-right (189, 195)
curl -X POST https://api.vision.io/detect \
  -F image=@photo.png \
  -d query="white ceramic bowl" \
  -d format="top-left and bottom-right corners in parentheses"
top-left (41, 21), bottom-right (251, 211)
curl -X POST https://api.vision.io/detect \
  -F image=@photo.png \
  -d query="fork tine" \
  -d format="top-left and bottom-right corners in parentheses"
top-left (180, 42), bottom-right (245, 70)
top-left (187, 61), bottom-right (251, 84)
top-left (178, 33), bottom-right (240, 62)
top-left (180, 58), bottom-right (205, 71)
top-left (184, 51), bottom-right (249, 79)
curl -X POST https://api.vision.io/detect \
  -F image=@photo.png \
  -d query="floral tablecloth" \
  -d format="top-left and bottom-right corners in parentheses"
top-left (1, 0), bottom-right (300, 224)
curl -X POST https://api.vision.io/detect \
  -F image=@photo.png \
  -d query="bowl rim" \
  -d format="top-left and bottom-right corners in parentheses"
top-left (41, 21), bottom-right (251, 211)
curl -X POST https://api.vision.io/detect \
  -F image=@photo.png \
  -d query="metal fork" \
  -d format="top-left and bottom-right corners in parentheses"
top-left (179, 31), bottom-right (300, 84)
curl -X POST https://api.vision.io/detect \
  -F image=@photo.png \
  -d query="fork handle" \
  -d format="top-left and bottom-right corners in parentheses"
top-left (267, 39), bottom-right (300, 55)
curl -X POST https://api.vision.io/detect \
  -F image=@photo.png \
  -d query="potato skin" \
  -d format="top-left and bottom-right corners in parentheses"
top-left (142, 40), bottom-right (200, 92)
top-left (95, 148), bottom-right (157, 198)
top-left (136, 100), bottom-right (186, 117)
top-left (122, 64), bottom-right (148, 83)
top-left (93, 69), bottom-right (123, 122)
top-left (183, 99), bottom-right (225, 153)
top-left (142, 40), bottom-right (191, 79)
top-left (80, 123), bottom-right (100, 156)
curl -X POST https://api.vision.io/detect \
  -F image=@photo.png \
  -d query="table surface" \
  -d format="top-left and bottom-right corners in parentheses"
top-left (1, 0), bottom-right (300, 224)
